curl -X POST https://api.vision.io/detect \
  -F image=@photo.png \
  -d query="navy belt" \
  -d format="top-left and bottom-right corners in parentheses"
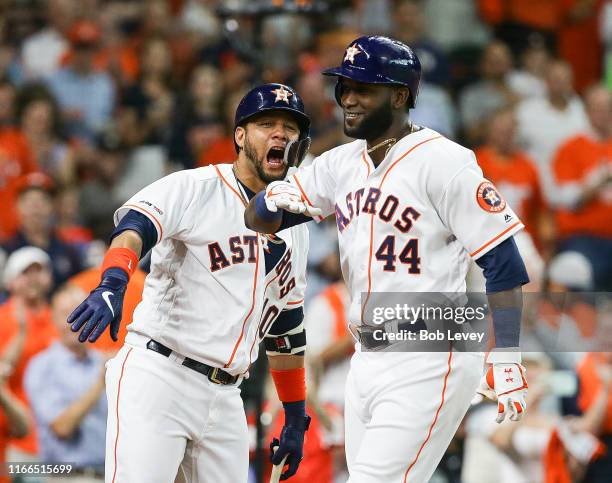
top-left (146, 339), bottom-right (239, 385)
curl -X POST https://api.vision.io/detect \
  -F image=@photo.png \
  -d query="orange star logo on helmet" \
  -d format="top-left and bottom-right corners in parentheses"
top-left (344, 44), bottom-right (361, 63)
top-left (272, 85), bottom-right (292, 103)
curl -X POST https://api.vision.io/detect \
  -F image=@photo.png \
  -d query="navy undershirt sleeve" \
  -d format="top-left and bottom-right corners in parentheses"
top-left (110, 210), bottom-right (158, 257)
top-left (475, 236), bottom-right (529, 348)
top-left (475, 237), bottom-right (529, 294)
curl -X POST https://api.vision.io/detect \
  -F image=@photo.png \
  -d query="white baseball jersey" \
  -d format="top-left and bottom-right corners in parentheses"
top-left (291, 127), bottom-right (524, 326)
top-left (114, 163), bottom-right (308, 376)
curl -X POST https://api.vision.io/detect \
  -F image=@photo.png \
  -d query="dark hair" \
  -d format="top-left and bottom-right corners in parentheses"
top-left (15, 83), bottom-right (65, 139)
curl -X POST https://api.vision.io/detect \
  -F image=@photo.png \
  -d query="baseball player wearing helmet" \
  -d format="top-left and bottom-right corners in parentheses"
top-left (68, 83), bottom-right (313, 482)
top-left (245, 36), bottom-right (530, 482)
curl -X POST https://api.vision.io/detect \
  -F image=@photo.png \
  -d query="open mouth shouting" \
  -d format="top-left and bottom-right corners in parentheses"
top-left (265, 145), bottom-right (286, 170)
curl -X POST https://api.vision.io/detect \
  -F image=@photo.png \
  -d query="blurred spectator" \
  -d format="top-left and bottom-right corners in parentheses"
top-left (604, 1), bottom-right (612, 89)
top-left (411, 82), bottom-right (458, 138)
top-left (475, 107), bottom-right (549, 249)
top-left (179, 0), bottom-right (222, 46)
top-left (548, 251), bottom-right (595, 293)
top-left (20, 0), bottom-right (74, 81)
top-left (477, 0), bottom-right (564, 53)
top-left (121, 36), bottom-right (177, 146)
top-left (0, 77), bottom-right (17, 127)
top-left (185, 64), bottom-right (223, 121)
top-left (195, 88), bottom-right (248, 167)
top-left (551, 84), bottom-right (612, 291)
top-left (260, 13), bottom-right (313, 85)
top-left (24, 285), bottom-right (107, 481)
top-left (0, 290), bottom-right (31, 483)
top-left (0, 247), bottom-right (57, 464)
top-left (46, 20), bottom-right (115, 141)
top-left (2, 173), bottom-right (84, 289)
top-left (535, 252), bottom-right (597, 368)
top-left (0, 375), bottom-right (30, 483)
top-left (459, 40), bottom-right (520, 146)
top-left (86, 3), bottom-right (140, 89)
top-left (16, 83), bottom-right (76, 185)
top-left (423, 0), bottom-right (490, 52)
top-left (296, 72), bottom-right (344, 156)
top-left (392, 0), bottom-right (450, 88)
top-left (516, 60), bottom-right (588, 172)
top-left (303, 219), bottom-right (341, 302)
top-left (67, 257), bottom-right (146, 353)
top-left (0, 78), bottom-right (39, 241)
top-left (55, 186), bottom-right (93, 247)
top-left (111, 146), bottom-right (168, 207)
top-left (558, 0), bottom-right (605, 93)
top-left (169, 63), bottom-right (225, 168)
top-left (574, 352), bottom-right (612, 482)
top-left (507, 35), bottom-right (550, 100)
top-left (305, 281), bottom-right (353, 411)
top-left (349, 0), bottom-right (392, 34)
top-left (78, 132), bottom-right (127, 241)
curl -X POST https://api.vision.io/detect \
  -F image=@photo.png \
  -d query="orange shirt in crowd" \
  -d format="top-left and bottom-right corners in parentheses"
top-left (0, 129), bottom-right (38, 241)
top-left (60, 45), bottom-right (140, 84)
top-left (577, 353), bottom-right (612, 434)
top-left (321, 282), bottom-right (352, 342)
top-left (68, 267), bottom-right (146, 352)
top-left (0, 299), bottom-right (57, 455)
top-left (476, 146), bottom-right (544, 242)
top-left (552, 134), bottom-right (612, 239)
top-left (478, 0), bottom-right (567, 31)
top-left (0, 411), bottom-right (10, 483)
top-left (197, 137), bottom-right (236, 167)
top-left (558, 0), bottom-right (604, 93)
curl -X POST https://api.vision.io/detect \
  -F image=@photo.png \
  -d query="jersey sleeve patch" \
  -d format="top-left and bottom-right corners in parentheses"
top-left (476, 181), bottom-right (506, 213)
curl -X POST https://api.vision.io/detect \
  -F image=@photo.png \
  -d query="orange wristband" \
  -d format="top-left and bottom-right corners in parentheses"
top-left (270, 367), bottom-right (306, 402)
top-left (101, 247), bottom-right (139, 279)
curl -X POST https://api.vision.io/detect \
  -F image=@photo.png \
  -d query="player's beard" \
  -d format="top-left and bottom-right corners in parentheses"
top-left (344, 98), bottom-right (394, 141)
top-left (243, 137), bottom-right (289, 184)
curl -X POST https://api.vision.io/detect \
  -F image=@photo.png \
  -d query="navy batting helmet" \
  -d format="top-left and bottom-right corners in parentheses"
top-left (322, 36), bottom-right (421, 109)
top-left (234, 83), bottom-right (310, 153)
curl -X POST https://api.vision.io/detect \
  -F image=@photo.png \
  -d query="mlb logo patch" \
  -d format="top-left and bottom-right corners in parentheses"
top-left (476, 181), bottom-right (506, 213)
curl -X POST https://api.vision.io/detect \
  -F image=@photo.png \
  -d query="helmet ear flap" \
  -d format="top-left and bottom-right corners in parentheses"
top-left (334, 79), bottom-right (343, 106)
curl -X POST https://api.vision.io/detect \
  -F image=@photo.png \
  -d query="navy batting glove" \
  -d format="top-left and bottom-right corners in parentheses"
top-left (269, 401), bottom-right (310, 480)
top-left (67, 267), bottom-right (128, 343)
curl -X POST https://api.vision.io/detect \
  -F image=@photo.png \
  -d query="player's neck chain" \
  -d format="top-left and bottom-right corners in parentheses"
top-left (366, 137), bottom-right (397, 156)
top-left (366, 123), bottom-right (418, 158)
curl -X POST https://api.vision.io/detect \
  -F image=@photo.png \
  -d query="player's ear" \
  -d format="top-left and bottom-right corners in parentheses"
top-left (392, 87), bottom-right (410, 110)
top-left (235, 126), bottom-right (246, 151)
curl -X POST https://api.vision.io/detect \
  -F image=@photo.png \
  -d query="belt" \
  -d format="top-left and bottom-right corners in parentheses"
top-left (351, 319), bottom-right (427, 350)
top-left (146, 339), bottom-right (239, 385)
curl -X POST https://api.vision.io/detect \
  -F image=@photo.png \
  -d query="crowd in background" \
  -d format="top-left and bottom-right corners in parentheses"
top-left (0, 0), bottom-right (610, 482)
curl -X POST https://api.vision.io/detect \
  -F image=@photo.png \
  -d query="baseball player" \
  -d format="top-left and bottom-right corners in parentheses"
top-left (245, 36), bottom-right (530, 482)
top-left (67, 84), bottom-right (313, 483)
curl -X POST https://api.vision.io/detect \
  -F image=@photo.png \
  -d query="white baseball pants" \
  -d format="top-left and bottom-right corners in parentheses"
top-left (104, 338), bottom-right (248, 483)
top-left (345, 350), bottom-right (483, 483)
